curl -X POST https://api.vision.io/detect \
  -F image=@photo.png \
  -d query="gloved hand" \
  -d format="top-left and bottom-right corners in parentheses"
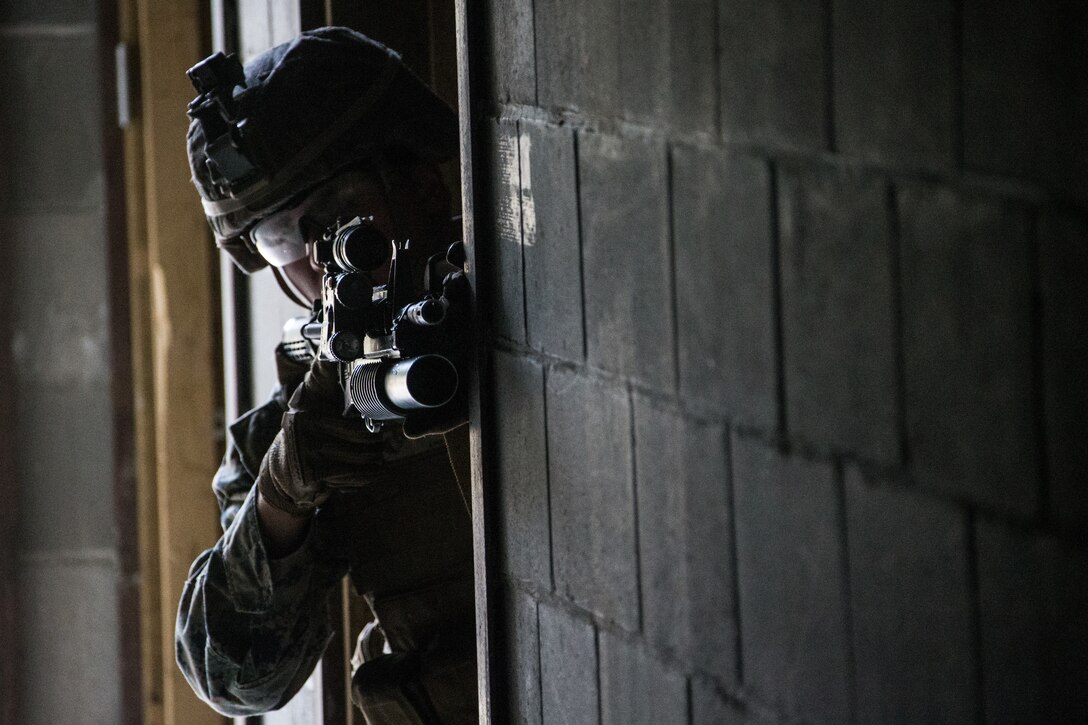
top-left (257, 357), bottom-right (386, 517)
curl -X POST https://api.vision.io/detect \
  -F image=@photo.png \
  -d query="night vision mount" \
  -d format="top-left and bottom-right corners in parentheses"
top-left (186, 52), bottom-right (260, 193)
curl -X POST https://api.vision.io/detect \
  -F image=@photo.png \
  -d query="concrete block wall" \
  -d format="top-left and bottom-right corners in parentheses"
top-left (472, 1), bottom-right (1088, 722)
top-left (0, 2), bottom-right (122, 723)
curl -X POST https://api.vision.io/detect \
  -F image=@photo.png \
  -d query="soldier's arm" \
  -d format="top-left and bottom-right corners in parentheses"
top-left (175, 486), bottom-right (344, 716)
top-left (257, 490), bottom-right (312, 556)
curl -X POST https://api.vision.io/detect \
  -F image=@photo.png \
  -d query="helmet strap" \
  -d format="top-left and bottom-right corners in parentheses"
top-left (271, 265), bottom-right (312, 309)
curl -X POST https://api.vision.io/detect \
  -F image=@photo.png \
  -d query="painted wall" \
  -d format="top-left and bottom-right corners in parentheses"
top-left (472, 1), bottom-right (1088, 722)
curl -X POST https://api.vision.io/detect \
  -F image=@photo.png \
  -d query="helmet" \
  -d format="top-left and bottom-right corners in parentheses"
top-left (185, 26), bottom-right (458, 272)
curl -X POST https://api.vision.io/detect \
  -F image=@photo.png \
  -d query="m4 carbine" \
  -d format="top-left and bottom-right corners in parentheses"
top-left (286, 216), bottom-right (469, 432)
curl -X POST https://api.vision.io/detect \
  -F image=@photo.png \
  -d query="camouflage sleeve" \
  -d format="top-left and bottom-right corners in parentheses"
top-left (213, 398), bottom-right (286, 532)
top-left (210, 447), bottom-right (252, 533)
top-left (175, 486), bottom-right (345, 716)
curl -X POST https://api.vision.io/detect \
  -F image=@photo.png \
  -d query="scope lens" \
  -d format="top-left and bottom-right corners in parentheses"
top-left (334, 223), bottom-right (388, 272)
top-left (334, 273), bottom-right (373, 309)
top-left (328, 331), bottom-right (363, 362)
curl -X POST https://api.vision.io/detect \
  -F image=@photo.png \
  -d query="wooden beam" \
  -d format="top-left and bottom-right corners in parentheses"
top-left (99, 1), bottom-right (145, 723)
top-left (321, 578), bottom-right (355, 725)
top-left (118, 0), bottom-right (163, 720)
top-left (454, 0), bottom-right (498, 721)
top-left (124, 0), bottom-right (226, 723)
top-left (0, 161), bottom-right (20, 725)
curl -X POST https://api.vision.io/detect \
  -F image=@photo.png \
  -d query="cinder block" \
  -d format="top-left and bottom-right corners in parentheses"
top-left (777, 165), bottom-right (899, 463)
top-left (964, 2), bottom-right (1088, 202)
top-left (897, 184), bottom-right (1038, 516)
top-left (845, 469), bottom-right (976, 723)
top-left (481, 0), bottom-right (536, 104)
top-left (833, 0), bottom-right (956, 170)
top-left (666, 0), bottom-right (717, 136)
top-left (691, 680), bottom-right (744, 725)
top-left (0, 36), bottom-right (103, 212)
top-left (8, 214), bottom-right (117, 553)
top-left (7, 213), bottom-right (111, 388)
top-left (484, 119), bottom-right (526, 342)
top-left (599, 631), bottom-right (687, 725)
top-left (16, 389), bottom-right (117, 552)
top-left (619, 0), bottom-right (667, 124)
top-left (634, 395), bottom-right (737, 686)
top-left (974, 522), bottom-right (1046, 724)
top-left (546, 366), bottom-right (638, 629)
top-left (502, 585), bottom-right (542, 725)
top-left (719, 0), bottom-right (828, 151)
top-left (620, 0), bottom-right (716, 134)
top-left (0, 1), bottom-right (94, 25)
top-left (538, 603), bottom-right (599, 725)
top-left (493, 351), bottom-right (550, 587)
top-left (1038, 542), bottom-right (1088, 722)
top-left (673, 144), bottom-right (776, 429)
top-left (534, 0), bottom-right (620, 116)
top-left (731, 433), bottom-right (851, 722)
top-left (1040, 212), bottom-right (1088, 530)
top-left (579, 131), bottom-right (674, 390)
top-left (691, 680), bottom-right (776, 725)
top-left (521, 121), bottom-right (584, 362)
top-left (18, 558), bottom-right (121, 724)
top-left (976, 522), bottom-right (1088, 723)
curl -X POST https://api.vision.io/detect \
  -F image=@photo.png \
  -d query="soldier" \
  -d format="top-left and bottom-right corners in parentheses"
top-left (175, 27), bottom-right (477, 723)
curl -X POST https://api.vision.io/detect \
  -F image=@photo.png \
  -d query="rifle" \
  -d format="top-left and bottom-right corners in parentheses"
top-left (285, 216), bottom-right (469, 433)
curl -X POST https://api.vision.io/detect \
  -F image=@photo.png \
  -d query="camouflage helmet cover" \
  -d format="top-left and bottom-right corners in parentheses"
top-left (186, 26), bottom-right (458, 272)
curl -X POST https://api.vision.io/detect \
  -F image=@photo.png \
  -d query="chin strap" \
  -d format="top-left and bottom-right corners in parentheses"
top-left (271, 265), bottom-right (313, 309)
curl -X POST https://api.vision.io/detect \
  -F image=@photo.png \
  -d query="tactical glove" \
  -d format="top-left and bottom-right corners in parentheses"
top-left (257, 357), bottom-right (385, 517)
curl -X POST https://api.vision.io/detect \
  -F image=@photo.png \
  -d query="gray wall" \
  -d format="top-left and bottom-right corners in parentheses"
top-left (473, 1), bottom-right (1088, 723)
top-left (0, 2), bottom-right (122, 722)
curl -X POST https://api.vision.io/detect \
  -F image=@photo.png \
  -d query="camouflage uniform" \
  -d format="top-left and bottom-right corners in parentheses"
top-left (176, 348), bottom-right (477, 721)
top-left (179, 27), bottom-right (474, 721)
